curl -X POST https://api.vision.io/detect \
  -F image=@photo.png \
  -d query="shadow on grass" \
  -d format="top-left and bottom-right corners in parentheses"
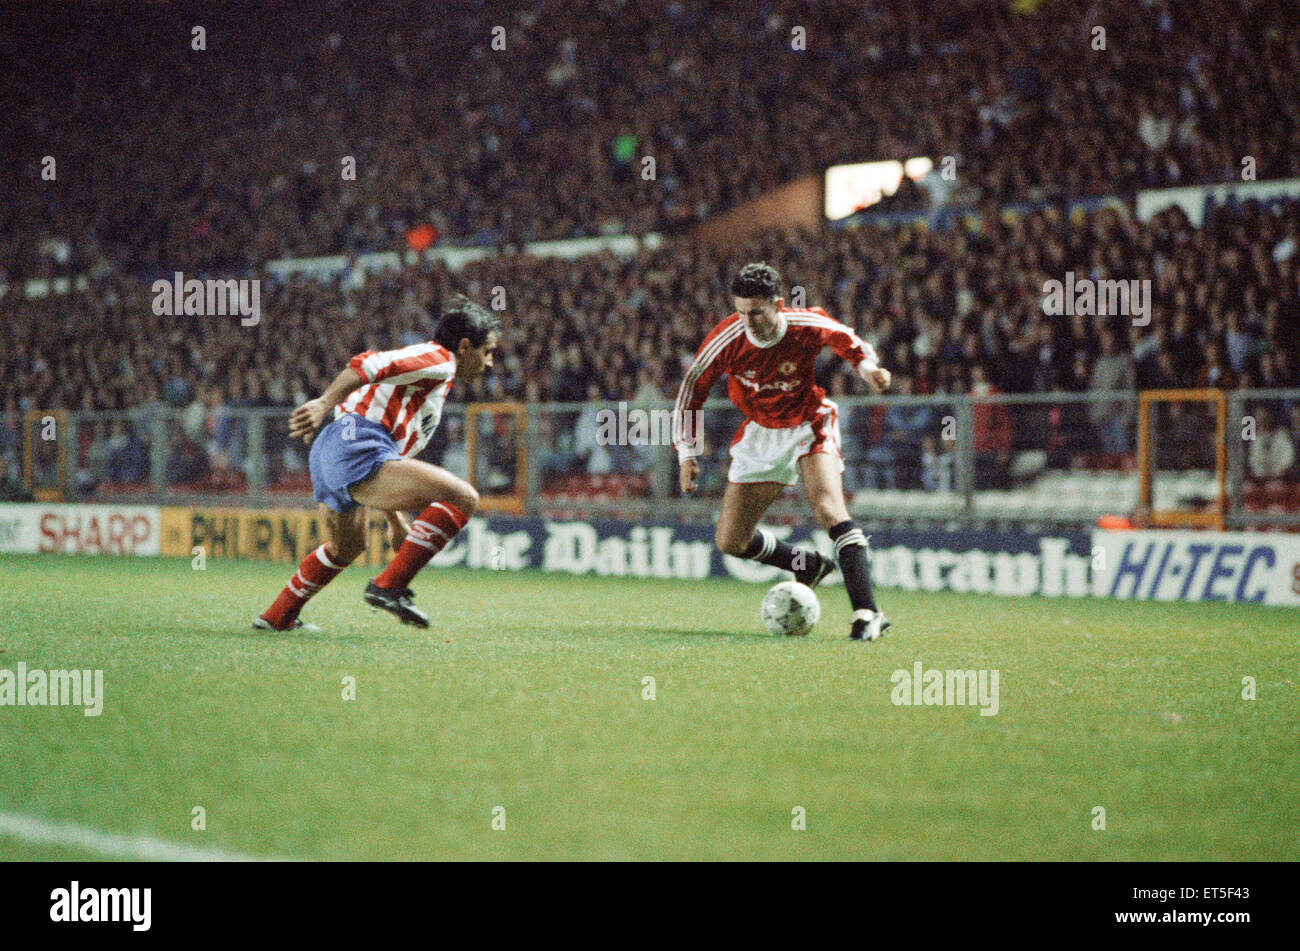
top-left (205, 625), bottom-right (375, 646)
top-left (637, 627), bottom-right (768, 641)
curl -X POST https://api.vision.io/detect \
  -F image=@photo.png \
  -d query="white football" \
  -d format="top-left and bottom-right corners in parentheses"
top-left (761, 581), bottom-right (820, 636)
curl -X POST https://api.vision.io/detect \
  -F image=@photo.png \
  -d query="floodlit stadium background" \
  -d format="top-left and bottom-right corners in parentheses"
top-left (1, 0), bottom-right (1298, 862)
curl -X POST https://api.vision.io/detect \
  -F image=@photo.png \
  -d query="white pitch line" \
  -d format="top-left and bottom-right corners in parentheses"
top-left (0, 811), bottom-right (286, 862)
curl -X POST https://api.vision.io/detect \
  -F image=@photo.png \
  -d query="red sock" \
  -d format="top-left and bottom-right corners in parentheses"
top-left (373, 502), bottom-right (468, 590)
top-left (259, 544), bottom-right (350, 629)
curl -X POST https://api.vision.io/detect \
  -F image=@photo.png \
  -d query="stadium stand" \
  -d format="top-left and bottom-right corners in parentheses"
top-left (2, 0), bottom-right (1297, 271)
top-left (2, 0), bottom-right (1297, 523)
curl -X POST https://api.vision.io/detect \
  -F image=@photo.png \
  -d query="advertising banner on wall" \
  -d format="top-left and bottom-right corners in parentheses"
top-left (158, 507), bottom-right (398, 566)
top-left (1090, 528), bottom-right (1300, 606)
top-left (506, 518), bottom-right (1098, 596)
top-left (10, 504), bottom-right (1300, 606)
top-left (0, 504), bottom-right (160, 555)
top-left (151, 507), bottom-right (1094, 595)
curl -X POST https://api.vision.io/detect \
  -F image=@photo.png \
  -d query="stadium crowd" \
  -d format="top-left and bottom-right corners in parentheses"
top-left (3, 0), bottom-right (1297, 279)
top-left (3, 195), bottom-right (1299, 494)
top-left (4, 0), bottom-right (1300, 498)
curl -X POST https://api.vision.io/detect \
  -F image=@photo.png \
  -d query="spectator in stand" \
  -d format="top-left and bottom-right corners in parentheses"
top-left (1224, 312), bottom-right (1253, 375)
top-left (1196, 340), bottom-right (1238, 389)
top-left (164, 431), bottom-right (208, 487)
top-left (1030, 323), bottom-right (1063, 392)
top-left (0, 398), bottom-right (21, 488)
top-left (436, 415), bottom-right (469, 481)
top-left (1248, 406), bottom-right (1296, 478)
top-left (920, 434), bottom-right (954, 493)
top-left (1088, 330), bottom-right (1136, 456)
top-left (1146, 350), bottom-right (1181, 391)
top-left (107, 421), bottom-right (149, 484)
top-left (860, 376), bottom-right (932, 489)
top-left (1164, 402), bottom-right (1215, 470)
top-left (970, 365), bottom-right (1012, 489)
top-left (181, 387), bottom-right (213, 445)
top-left (835, 376), bottom-right (872, 492)
top-left (627, 367), bottom-right (668, 479)
top-left (573, 383), bottom-right (613, 475)
top-left (552, 345), bottom-right (589, 404)
top-left (214, 378), bottom-right (248, 472)
top-left (80, 421), bottom-right (114, 491)
top-left (1290, 406), bottom-right (1300, 477)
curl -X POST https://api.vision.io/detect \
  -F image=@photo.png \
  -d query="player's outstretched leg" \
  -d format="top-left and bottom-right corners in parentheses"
top-left (255, 505), bottom-right (366, 631)
top-left (715, 481), bottom-right (836, 586)
top-left (830, 521), bottom-right (888, 641)
top-left (741, 529), bottom-right (835, 587)
top-left (799, 452), bottom-right (888, 641)
top-left (350, 458), bottom-right (478, 628)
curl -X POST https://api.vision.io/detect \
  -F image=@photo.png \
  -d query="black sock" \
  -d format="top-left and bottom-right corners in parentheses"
top-left (739, 529), bottom-right (825, 576)
top-left (829, 520), bottom-right (878, 612)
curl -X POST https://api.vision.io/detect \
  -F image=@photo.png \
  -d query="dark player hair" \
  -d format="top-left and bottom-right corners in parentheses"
top-left (433, 294), bottom-right (501, 350)
top-left (730, 262), bottom-right (782, 300)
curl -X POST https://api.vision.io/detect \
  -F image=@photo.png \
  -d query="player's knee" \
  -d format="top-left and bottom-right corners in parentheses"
top-left (416, 474), bottom-right (478, 517)
top-left (454, 483), bottom-right (479, 517)
top-left (811, 507), bottom-right (836, 528)
top-left (715, 530), bottom-right (748, 557)
top-left (428, 480), bottom-right (477, 517)
top-left (328, 537), bottom-right (366, 565)
top-left (810, 500), bottom-right (844, 528)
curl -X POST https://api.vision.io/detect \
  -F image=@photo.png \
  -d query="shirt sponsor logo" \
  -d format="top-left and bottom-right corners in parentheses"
top-left (733, 374), bottom-right (802, 393)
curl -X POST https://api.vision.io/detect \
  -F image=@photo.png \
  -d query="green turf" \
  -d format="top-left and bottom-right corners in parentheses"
top-left (0, 553), bottom-right (1297, 861)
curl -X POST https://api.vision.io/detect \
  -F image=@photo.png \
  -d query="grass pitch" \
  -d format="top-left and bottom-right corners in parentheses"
top-left (0, 553), bottom-right (1296, 861)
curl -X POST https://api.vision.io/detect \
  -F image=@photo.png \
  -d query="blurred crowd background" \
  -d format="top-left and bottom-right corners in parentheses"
top-left (2, 0), bottom-right (1298, 499)
top-left (5, 0), bottom-right (1296, 274)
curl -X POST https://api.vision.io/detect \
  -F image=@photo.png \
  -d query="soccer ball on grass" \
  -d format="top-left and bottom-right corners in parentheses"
top-left (760, 580), bottom-right (820, 636)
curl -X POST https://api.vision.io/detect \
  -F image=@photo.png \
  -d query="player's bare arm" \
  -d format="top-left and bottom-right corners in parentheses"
top-left (848, 333), bottom-right (891, 393)
top-left (862, 366), bottom-right (892, 393)
top-left (289, 367), bottom-right (365, 444)
top-left (679, 456), bottom-right (699, 494)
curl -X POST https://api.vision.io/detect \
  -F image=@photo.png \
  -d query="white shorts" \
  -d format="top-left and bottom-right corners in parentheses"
top-left (727, 399), bottom-right (844, 485)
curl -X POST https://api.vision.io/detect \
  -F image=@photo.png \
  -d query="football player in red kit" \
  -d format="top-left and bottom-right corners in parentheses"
top-left (672, 263), bottom-right (893, 641)
top-left (254, 295), bottom-right (499, 631)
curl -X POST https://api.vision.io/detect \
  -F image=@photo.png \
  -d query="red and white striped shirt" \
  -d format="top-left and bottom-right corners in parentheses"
top-left (672, 306), bottom-right (880, 460)
top-left (335, 342), bottom-right (456, 457)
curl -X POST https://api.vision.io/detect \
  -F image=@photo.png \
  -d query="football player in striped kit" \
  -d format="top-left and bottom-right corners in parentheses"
top-left (673, 263), bottom-right (893, 641)
top-left (254, 295), bottom-right (499, 631)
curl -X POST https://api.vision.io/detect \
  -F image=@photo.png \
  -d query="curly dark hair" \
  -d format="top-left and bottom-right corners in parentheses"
top-left (433, 294), bottom-right (502, 350)
top-left (730, 262), bottom-right (782, 300)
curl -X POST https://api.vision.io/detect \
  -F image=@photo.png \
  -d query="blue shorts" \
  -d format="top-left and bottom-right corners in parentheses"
top-left (309, 415), bottom-right (403, 512)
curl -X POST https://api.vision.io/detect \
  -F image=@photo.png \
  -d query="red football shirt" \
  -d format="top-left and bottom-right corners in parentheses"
top-left (672, 306), bottom-right (880, 460)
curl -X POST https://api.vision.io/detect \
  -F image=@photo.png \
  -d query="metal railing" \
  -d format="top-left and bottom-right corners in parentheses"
top-left (8, 389), bottom-right (1299, 529)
